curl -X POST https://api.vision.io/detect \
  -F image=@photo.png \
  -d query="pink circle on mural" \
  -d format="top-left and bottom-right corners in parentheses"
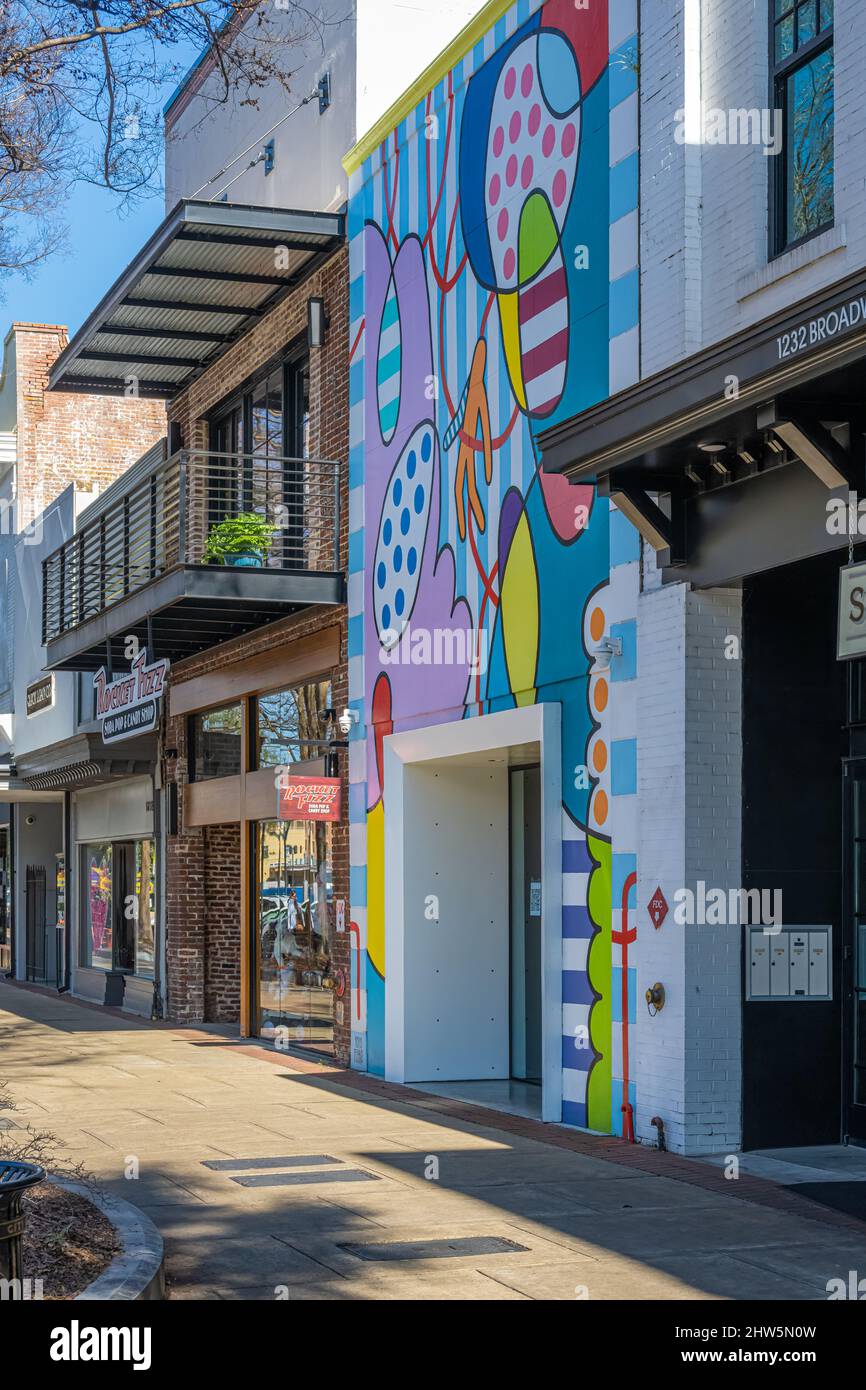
top-left (542, 124), bottom-right (556, 157)
top-left (521, 65), bottom-right (534, 98)
top-left (562, 123), bottom-right (577, 157)
top-left (504, 247), bottom-right (516, 280)
top-left (509, 110), bottom-right (521, 143)
top-left (521, 156), bottom-right (534, 189)
top-left (493, 126), bottom-right (505, 158)
top-left (552, 169), bottom-right (568, 207)
top-left (489, 174), bottom-right (501, 206)
top-left (506, 154), bottom-right (518, 187)
top-left (528, 102), bottom-right (541, 136)
top-left (497, 208), bottom-right (509, 241)
top-left (504, 67), bottom-right (516, 99)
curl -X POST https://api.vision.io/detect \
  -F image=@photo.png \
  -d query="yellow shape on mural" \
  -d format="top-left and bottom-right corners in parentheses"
top-left (500, 507), bottom-right (538, 707)
top-left (366, 799), bottom-right (385, 979)
top-left (498, 290), bottom-right (526, 412)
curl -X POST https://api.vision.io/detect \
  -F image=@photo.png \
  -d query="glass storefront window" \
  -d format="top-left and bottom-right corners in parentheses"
top-left (135, 840), bottom-right (156, 979)
top-left (191, 704), bottom-right (242, 780)
top-left (82, 843), bottom-right (113, 970)
top-left (257, 818), bottom-right (333, 1051)
top-left (256, 679), bottom-right (331, 769)
top-left (80, 839), bottom-right (156, 978)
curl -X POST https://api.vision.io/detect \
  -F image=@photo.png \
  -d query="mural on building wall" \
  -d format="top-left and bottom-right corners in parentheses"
top-left (348, 0), bottom-right (639, 1131)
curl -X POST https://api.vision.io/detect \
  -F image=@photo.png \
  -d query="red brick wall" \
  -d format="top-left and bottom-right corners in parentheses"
top-left (162, 246), bottom-right (350, 1063)
top-left (203, 823), bottom-right (241, 1022)
top-left (12, 323), bottom-right (166, 526)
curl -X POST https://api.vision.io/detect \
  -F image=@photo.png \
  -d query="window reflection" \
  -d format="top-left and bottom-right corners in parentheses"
top-left (785, 48), bottom-right (834, 243)
top-left (257, 818), bottom-right (333, 1051)
top-left (257, 680), bottom-right (331, 769)
top-left (192, 704), bottom-right (243, 781)
top-left (82, 844), bottom-right (112, 970)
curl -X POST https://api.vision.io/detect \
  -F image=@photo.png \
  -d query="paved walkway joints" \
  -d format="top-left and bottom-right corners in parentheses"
top-left (2, 979), bottom-right (865, 1301)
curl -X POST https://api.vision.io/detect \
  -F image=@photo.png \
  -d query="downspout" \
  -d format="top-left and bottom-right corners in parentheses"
top-left (615, 871), bottom-right (638, 1142)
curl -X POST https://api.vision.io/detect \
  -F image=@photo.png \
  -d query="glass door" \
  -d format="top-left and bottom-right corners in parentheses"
top-left (113, 842), bottom-right (136, 973)
top-left (845, 761), bottom-right (866, 1142)
top-left (256, 817), bottom-right (334, 1053)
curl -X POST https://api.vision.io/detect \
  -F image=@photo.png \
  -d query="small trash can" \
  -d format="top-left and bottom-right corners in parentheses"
top-left (0, 1161), bottom-right (45, 1286)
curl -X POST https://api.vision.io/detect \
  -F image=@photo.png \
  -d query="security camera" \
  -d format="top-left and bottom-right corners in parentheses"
top-left (337, 708), bottom-right (358, 737)
top-left (592, 635), bottom-right (623, 671)
top-left (25, 815), bottom-right (36, 826)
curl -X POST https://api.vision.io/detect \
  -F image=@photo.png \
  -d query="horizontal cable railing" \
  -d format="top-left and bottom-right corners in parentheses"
top-left (42, 449), bottom-right (342, 645)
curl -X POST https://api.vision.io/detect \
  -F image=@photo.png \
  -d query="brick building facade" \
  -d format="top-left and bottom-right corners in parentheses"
top-left (9, 323), bottom-right (166, 527)
top-left (161, 246), bottom-right (351, 1064)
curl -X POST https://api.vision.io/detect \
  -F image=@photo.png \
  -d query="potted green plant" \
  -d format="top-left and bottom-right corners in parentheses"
top-left (202, 513), bottom-right (276, 568)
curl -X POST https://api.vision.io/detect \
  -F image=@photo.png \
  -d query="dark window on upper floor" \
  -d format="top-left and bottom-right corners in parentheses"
top-left (190, 703), bottom-right (243, 781)
top-left (771, 0), bottom-right (834, 256)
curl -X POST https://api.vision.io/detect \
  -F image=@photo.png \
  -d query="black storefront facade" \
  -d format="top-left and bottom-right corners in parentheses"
top-left (541, 267), bottom-right (866, 1151)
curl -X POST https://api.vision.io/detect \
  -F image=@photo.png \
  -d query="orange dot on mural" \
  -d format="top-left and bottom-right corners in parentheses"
top-left (589, 607), bottom-right (605, 643)
top-left (594, 790), bottom-right (609, 825)
top-left (594, 678), bottom-right (608, 712)
top-left (592, 741), bottom-right (608, 773)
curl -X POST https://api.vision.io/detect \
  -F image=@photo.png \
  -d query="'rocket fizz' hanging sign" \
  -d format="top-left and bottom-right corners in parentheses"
top-left (278, 776), bottom-right (342, 823)
top-left (93, 649), bottom-right (169, 744)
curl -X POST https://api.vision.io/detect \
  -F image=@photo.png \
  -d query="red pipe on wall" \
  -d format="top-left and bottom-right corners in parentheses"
top-left (611, 870), bottom-right (637, 1142)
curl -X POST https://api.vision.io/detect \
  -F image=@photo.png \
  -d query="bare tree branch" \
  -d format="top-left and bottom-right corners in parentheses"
top-left (0, 1), bottom-right (348, 289)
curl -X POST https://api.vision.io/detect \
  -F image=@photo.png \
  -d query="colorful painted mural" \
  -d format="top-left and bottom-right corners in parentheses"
top-left (346, 0), bottom-right (639, 1132)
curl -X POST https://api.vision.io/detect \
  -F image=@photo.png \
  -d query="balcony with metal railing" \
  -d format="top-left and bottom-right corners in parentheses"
top-left (42, 446), bottom-right (344, 671)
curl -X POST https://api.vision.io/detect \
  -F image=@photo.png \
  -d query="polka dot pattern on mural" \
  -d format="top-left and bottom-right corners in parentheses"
top-left (484, 30), bottom-right (581, 293)
top-left (373, 422), bottom-right (435, 649)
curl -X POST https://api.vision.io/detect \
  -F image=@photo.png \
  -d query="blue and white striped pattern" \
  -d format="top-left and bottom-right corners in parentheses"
top-left (561, 809), bottom-right (596, 1129)
top-left (376, 279), bottom-right (402, 442)
top-left (608, 0), bottom-right (639, 393)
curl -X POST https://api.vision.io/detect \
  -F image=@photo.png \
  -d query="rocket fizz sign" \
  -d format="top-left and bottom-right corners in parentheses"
top-left (278, 775), bottom-right (342, 824)
top-left (93, 649), bottom-right (169, 744)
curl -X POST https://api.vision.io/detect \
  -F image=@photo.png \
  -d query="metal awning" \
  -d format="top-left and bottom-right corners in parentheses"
top-left (48, 200), bottom-right (345, 398)
top-left (539, 268), bottom-right (866, 582)
top-left (540, 267), bottom-right (866, 486)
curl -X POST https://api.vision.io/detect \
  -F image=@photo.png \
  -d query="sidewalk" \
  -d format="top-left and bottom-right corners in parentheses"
top-left (2, 979), bottom-right (865, 1301)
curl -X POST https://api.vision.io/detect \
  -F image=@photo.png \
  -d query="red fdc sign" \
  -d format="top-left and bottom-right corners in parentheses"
top-left (278, 776), bottom-right (342, 823)
top-left (648, 886), bottom-right (669, 930)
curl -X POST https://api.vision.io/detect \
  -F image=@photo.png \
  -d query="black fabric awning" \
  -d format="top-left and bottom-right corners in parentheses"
top-left (48, 199), bottom-right (345, 398)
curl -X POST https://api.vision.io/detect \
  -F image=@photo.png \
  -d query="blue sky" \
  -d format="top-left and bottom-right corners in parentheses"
top-left (3, 35), bottom-right (200, 337)
top-left (3, 180), bottom-right (167, 337)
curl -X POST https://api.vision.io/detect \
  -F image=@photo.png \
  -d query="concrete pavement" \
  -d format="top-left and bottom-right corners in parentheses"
top-left (3, 979), bottom-right (866, 1301)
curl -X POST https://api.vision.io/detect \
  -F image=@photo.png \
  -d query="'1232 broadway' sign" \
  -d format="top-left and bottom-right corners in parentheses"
top-left (93, 649), bottom-right (169, 744)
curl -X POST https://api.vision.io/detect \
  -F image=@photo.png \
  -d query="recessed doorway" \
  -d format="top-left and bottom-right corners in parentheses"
top-left (383, 703), bottom-right (562, 1122)
top-left (510, 766), bottom-right (542, 1088)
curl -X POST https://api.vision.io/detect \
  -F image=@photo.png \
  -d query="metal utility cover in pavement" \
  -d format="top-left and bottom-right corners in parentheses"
top-left (231, 1169), bottom-right (380, 1188)
top-left (340, 1236), bottom-right (530, 1261)
top-left (201, 1156), bottom-right (339, 1171)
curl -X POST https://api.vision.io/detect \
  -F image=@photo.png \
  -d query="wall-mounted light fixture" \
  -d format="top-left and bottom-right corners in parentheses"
top-left (757, 400), bottom-right (854, 489)
top-left (307, 296), bottom-right (328, 349)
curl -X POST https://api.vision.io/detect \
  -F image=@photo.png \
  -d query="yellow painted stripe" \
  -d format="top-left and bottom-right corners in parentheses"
top-left (343, 0), bottom-right (515, 176)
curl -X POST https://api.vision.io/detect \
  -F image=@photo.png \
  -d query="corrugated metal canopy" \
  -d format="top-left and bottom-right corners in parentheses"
top-left (48, 200), bottom-right (345, 398)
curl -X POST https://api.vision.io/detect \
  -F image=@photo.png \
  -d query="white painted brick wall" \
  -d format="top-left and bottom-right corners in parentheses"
top-left (640, 0), bottom-right (690, 375)
top-left (636, 580), bottom-right (743, 1154)
top-left (641, 0), bottom-right (866, 373)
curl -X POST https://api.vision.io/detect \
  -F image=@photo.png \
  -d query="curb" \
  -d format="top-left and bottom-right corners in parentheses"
top-left (52, 1178), bottom-right (165, 1301)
